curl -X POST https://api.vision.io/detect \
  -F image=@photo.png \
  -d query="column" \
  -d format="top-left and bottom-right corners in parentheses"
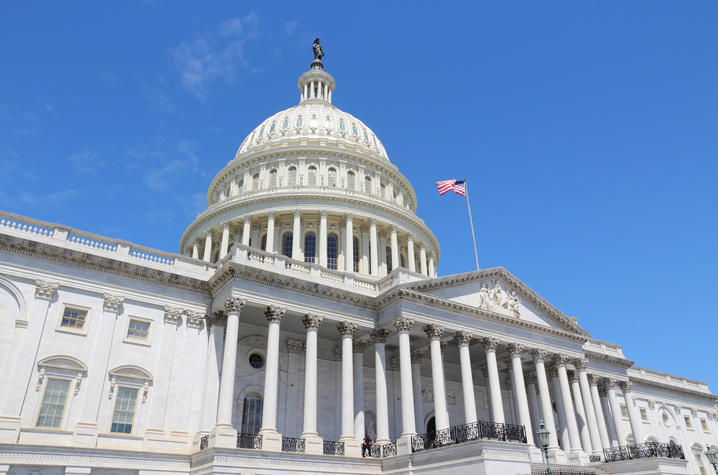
top-left (360, 226), bottom-right (370, 274)
top-left (369, 219), bottom-right (378, 276)
top-left (410, 350), bottom-right (425, 434)
top-left (266, 212), bottom-right (275, 253)
top-left (345, 214), bottom-right (353, 272)
top-left (600, 385), bottom-right (619, 447)
top-left (212, 297), bottom-right (244, 447)
top-left (371, 329), bottom-right (391, 444)
top-left (556, 355), bottom-right (582, 453)
top-left (419, 245), bottom-right (427, 275)
top-left (428, 255), bottom-right (435, 277)
top-left (407, 235), bottom-right (416, 272)
top-left (390, 226), bottom-right (399, 271)
top-left (606, 378), bottom-right (627, 446)
top-left (621, 380), bottom-right (644, 444)
top-left (219, 223), bottom-right (230, 259)
top-left (337, 321), bottom-right (361, 456)
top-left (509, 343), bottom-right (534, 445)
top-left (484, 337), bottom-right (504, 424)
top-left (525, 373), bottom-right (542, 447)
top-left (533, 350), bottom-right (559, 449)
top-left (394, 316), bottom-right (416, 454)
top-left (292, 210), bottom-right (301, 259)
top-left (300, 314), bottom-right (323, 453)
top-left (589, 374), bottom-right (611, 449)
top-left (191, 241), bottom-right (199, 259)
top-left (319, 210), bottom-right (328, 267)
top-left (569, 370), bottom-right (593, 453)
top-left (259, 305), bottom-right (286, 451)
top-left (203, 231), bottom-right (212, 262)
top-left (424, 325), bottom-right (450, 433)
top-left (549, 365), bottom-right (571, 451)
top-left (576, 360), bottom-right (603, 454)
top-left (200, 312), bottom-right (224, 431)
top-left (353, 340), bottom-right (366, 442)
top-left (456, 332), bottom-right (477, 425)
top-left (242, 217), bottom-right (251, 246)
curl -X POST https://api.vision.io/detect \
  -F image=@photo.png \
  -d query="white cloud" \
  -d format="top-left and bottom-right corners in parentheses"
top-left (143, 140), bottom-right (203, 192)
top-left (218, 18), bottom-right (243, 38)
top-left (69, 150), bottom-right (103, 173)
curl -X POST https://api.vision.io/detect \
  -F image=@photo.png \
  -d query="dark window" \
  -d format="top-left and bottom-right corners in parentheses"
top-left (282, 233), bottom-right (293, 258)
top-left (241, 393), bottom-right (263, 434)
top-left (353, 236), bottom-right (360, 272)
top-left (386, 246), bottom-right (393, 273)
top-left (327, 233), bottom-right (338, 270)
top-left (304, 232), bottom-right (316, 263)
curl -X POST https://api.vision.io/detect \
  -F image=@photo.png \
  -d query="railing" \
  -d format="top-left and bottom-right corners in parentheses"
top-left (322, 440), bottom-right (345, 456)
top-left (67, 232), bottom-right (118, 252)
top-left (247, 247), bottom-right (275, 265)
top-left (411, 420), bottom-right (526, 453)
top-left (199, 434), bottom-right (209, 450)
top-left (367, 442), bottom-right (397, 458)
top-left (281, 436), bottom-right (305, 453)
top-left (589, 454), bottom-right (601, 462)
top-left (237, 432), bottom-right (263, 449)
top-left (0, 215), bottom-right (55, 237)
top-left (521, 470), bottom-right (596, 475)
top-left (285, 259), bottom-right (311, 274)
top-left (129, 246), bottom-right (175, 265)
top-left (603, 442), bottom-right (685, 462)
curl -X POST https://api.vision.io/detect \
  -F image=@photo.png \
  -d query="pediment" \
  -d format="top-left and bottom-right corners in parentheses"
top-left (403, 267), bottom-right (590, 336)
top-left (38, 355), bottom-right (87, 372)
top-left (109, 365), bottom-right (153, 381)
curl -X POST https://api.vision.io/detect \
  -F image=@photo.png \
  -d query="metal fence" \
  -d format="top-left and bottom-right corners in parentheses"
top-left (412, 420), bottom-right (526, 453)
top-left (518, 471), bottom-right (596, 475)
top-left (281, 436), bottom-right (305, 453)
top-left (603, 442), bottom-right (685, 462)
top-left (237, 432), bottom-right (263, 449)
top-left (323, 440), bottom-right (345, 456)
top-left (366, 442), bottom-right (397, 458)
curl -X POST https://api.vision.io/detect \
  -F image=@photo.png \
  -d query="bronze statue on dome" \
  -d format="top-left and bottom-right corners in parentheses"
top-left (313, 38), bottom-right (324, 60)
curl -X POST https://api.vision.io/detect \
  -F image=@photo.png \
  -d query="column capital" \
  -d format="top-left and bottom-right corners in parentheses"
top-left (545, 363), bottom-right (558, 379)
top-left (337, 321), bottom-right (357, 338)
top-left (483, 336), bottom-right (500, 352)
top-left (423, 324), bottom-right (444, 341)
top-left (35, 280), bottom-right (59, 300)
top-left (164, 306), bottom-right (183, 325)
top-left (266, 211), bottom-right (276, 219)
top-left (353, 340), bottom-right (367, 353)
top-left (265, 305), bottom-right (286, 323)
top-left (205, 229), bottom-right (213, 237)
top-left (524, 373), bottom-right (537, 385)
top-left (390, 225), bottom-right (397, 234)
top-left (407, 234), bottom-right (414, 243)
top-left (293, 209), bottom-right (302, 218)
top-left (394, 316), bottom-right (414, 334)
top-left (619, 380), bottom-right (633, 392)
top-left (222, 222), bottom-right (231, 230)
top-left (243, 216), bottom-right (252, 224)
top-left (568, 369), bottom-right (578, 383)
top-left (554, 353), bottom-right (571, 366)
top-left (598, 385), bottom-right (608, 397)
top-left (606, 377), bottom-right (619, 389)
top-left (370, 328), bottom-right (390, 343)
top-left (410, 350), bottom-right (424, 364)
top-left (208, 310), bottom-right (226, 327)
top-left (455, 330), bottom-right (472, 347)
top-left (186, 311), bottom-right (205, 328)
top-left (575, 357), bottom-right (589, 370)
top-left (345, 213), bottom-right (353, 223)
top-left (588, 373), bottom-right (602, 386)
top-left (369, 218), bottom-right (377, 226)
top-left (103, 293), bottom-right (125, 313)
top-left (302, 313), bottom-right (323, 330)
top-left (225, 297), bottom-right (246, 314)
top-left (532, 348), bottom-right (548, 361)
top-left (320, 210), bottom-right (328, 218)
top-left (508, 343), bottom-right (525, 357)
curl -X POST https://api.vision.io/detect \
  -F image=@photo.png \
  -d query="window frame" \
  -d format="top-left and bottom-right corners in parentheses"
top-left (56, 304), bottom-right (91, 336)
top-left (124, 316), bottom-right (152, 346)
top-left (304, 231), bottom-right (317, 264)
top-left (620, 404), bottom-right (629, 420)
top-left (110, 386), bottom-right (139, 435)
top-left (240, 392), bottom-right (264, 435)
top-left (640, 407), bottom-right (649, 423)
top-left (36, 377), bottom-right (71, 429)
top-left (327, 233), bottom-right (339, 270)
top-left (281, 232), bottom-right (293, 258)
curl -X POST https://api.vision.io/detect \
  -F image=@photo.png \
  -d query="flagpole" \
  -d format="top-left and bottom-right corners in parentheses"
top-left (463, 178), bottom-right (480, 271)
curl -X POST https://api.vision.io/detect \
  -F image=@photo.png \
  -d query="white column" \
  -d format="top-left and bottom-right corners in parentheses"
top-left (394, 316), bottom-right (416, 454)
top-left (345, 214), bottom-right (353, 272)
top-left (266, 212), bottom-right (275, 253)
top-left (425, 325), bottom-right (450, 432)
top-left (319, 210), bottom-right (328, 267)
top-left (484, 337), bottom-right (504, 423)
top-left (219, 223), bottom-right (230, 259)
top-left (601, 386), bottom-right (619, 447)
top-left (456, 331), bottom-right (477, 424)
top-left (242, 217), bottom-right (251, 246)
top-left (407, 235), bottom-right (416, 272)
top-left (371, 329), bottom-right (391, 444)
top-left (606, 378), bottom-right (627, 446)
top-left (410, 350), bottom-right (425, 434)
top-left (556, 355), bottom-right (582, 452)
top-left (533, 350), bottom-right (559, 449)
top-left (428, 255), bottom-right (435, 277)
top-left (525, 374), bottom-right (543, 447)
top-left (216, 298), bottom-right (243, 426)
top-left (369, 219), bottom-right (378, 276)
top-left (550, 367), bottom-right (571, 451)
top-left (589, 374), bottom-right (611, 450)
top-left (203, 231), bottom-right (212, 262)
top-left (300, 314), bottom-right (323, 453)
top-left (621, 380), bottom-right (644, 444)
top-left (292, 210), bottom-right (301, 259)
top-left (353, 340), bottom-right (366, 442)
top-left (337, 321), bottom-right (357, 440)
top-left (419, 245), bottom-right (427, 275)
top-left (569, 370), bottom-right (593, 453)
top-left (390, 226), bottom-right (399, 271)
top-left (259, 305), bottom-right (285, 451)
top-left (509, 343), bottom-right (534, 445)
top-left (191, 241), bottom-right (199, 259)
top-left (576, 359), bottom-right (602, 454)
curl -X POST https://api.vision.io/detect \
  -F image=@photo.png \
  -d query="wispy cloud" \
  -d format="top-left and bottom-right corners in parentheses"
top-left (143, 140), bottom-right (203, 192)
top-left (69, 150), bottom-right (104, 173)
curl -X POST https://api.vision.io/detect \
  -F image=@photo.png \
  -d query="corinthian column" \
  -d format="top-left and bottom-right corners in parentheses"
top-left (353, 340), bottom-right (367, 442)
top-left (258, 305), bottom-right (285, 451)
top-left (219, 223), bottom-right (230, 258)
top-left (292, 210), bottom-right (302, 259)
top-left (555, 355), bottom-right (582, 454)
top-left (390, 226), bottom-right (399, 271)
top-left (266, 212), bottom-right (276, 253)
top-left (621, 380), bottom-right (644, 444)
top-left (319, 210), bottom-right (328, 267)
top-left (300, 314), bottom-right (323, 454)
top-left (606, 379), bottom-right (627, 445)
top-left (345, 214), bottom-right (354, 272)
top-left (569, 370), bottom-right (592, 454)
top-left (242, 217), bottom-right (251, 246)
top-left (371, 329), bottom-right (391, 444)
top-left (484, 337), bottom-right (504, 423)
top-left (425, 325), bottom-right (450, 432)
top-left (394, 316), bottom-right (416, 455)
top-left (509, 343), bottom-right (533, 445)
top-left (407, 235), bottom-right (416, 272)
top-left (369, 219), bottom-right (378, 276)
top-left (575, 359), bottom-right (602, 454)
top-left (410, 350), bottom-right (425, 433)
top-left (588, 374), bottom-right (611, 450)
top-left (337, 321), bottom-right (361, 456)
top-left (203, 231), bottom-right (213, 262)
top-left (456, 331), bottom-right (477, 424)
top-left (533, 350), bottom-right (559, 449)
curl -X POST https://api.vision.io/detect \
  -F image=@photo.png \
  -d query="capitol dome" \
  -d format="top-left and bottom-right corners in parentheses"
top-left (180, 55), bottom-right (439, 279)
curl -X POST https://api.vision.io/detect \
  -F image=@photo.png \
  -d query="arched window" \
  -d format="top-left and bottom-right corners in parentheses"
top-left (252, 173), bottom-right (260, 191)
top-left (328, 167), bottom-right (337, 187)
top-left (304, 232), bottom-right (316, 263)
top-left (353, 236), bottom-right (360, 272)
top-left (241, 393), bottom-right (263, 434)
top-left (347, 171), bottom-right (356, 190)
top-left (268, 169), bottom-right (277, 187)
top-left (327, 233), bottom-right (338, 270)
top-left (282, 232), bottom-right (293, 258)
top-left (364, 176), bottom-right (372, 194)
top-left (386, 246), bottom-right (393, 273)
top-left (260, 234), bottom-right (267, 251)
top-left (307, 166), bottom-right (317, 186)
top-left (287, 166), bottom-right (297, 186)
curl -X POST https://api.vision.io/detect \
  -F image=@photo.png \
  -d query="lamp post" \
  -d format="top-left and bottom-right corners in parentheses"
top-left (536, 419), bottom-right (552, 475)
top-left (706, 444), bottom-right (718, 474)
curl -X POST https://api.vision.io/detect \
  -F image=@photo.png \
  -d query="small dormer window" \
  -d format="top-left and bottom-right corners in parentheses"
top-left (269, 122), bottom-right (276, 134)
top-left (339, 120), bottom-right (345, 132)
top-left (282, 118), bottom-right (289, 130)
top-left (296, 116), bottom-right (303, 128)
top-left (363, 130), bottom-right (369, 141)
top-left (352, 125), bottom-right (358, 136)
top-left (258, 126), bottom-right (264, 138)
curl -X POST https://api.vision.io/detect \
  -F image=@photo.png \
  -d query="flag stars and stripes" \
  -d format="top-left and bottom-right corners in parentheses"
top-left (436, 179), bottom-right (466, 196)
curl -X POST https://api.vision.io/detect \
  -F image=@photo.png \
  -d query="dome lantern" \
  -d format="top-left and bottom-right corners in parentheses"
top-left (298, 38), bottom-right (335, 104)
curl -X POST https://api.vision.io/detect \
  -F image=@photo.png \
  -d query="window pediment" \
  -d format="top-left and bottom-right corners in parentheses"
top-left (109, 364), bottom-right (153, 381)
top-left (38, 355), bottom-right (87, 373)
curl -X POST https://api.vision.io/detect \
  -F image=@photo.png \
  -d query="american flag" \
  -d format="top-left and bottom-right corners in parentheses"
top-left (436, 179), bottom-right (466, 196)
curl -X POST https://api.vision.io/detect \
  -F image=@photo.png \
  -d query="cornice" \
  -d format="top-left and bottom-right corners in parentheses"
top-left (629, 374), bottom-right (718, 402)
top-left (583, 349), bottom-right (634, 369)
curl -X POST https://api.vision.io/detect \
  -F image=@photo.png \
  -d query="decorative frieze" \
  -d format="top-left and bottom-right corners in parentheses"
top-left (370, 328), bottom-right (390, 343)
top-left (394, 316), bottom-right (414, 333)
top-left (225, 297), bottom-right (245, 314)
top-left (455, 330), bottom-right (472, 347)
top-left (264, 305), bottom-right (286, 323)
top-left (477, 282), bottom-right (520, 318)
top-left (102, 293), bottom-right (125, 313)
top-left (34, 280), bottom-right (59, 300)
top-left (337, 321), bottom-right (357, 338)
top-left (423, 324), bottom-right (443, 341)
top-left (302, 313), bottom-right (323, 330)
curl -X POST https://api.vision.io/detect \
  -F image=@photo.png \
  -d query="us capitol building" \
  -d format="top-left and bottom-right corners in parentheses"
top-left (0, 46), bottom-right (716, 475)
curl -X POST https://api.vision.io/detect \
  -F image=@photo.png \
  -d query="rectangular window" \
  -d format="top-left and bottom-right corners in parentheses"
top-left (701, 419), bottom-right (710, 432)
top-left (685, 415), bottom-right (693, 429)
top-left (127, 320), bottom-right (150, 340)
top-left (61, 307), bottom-right (87, 329)
top-left (620, 404), bottom-right (629, 420)
top-left (640, 408), bottom-right (649, 422)
top-left (111, 387), bottom-right (138, 434)
top-left (36, 378), bottom-right (70, 428)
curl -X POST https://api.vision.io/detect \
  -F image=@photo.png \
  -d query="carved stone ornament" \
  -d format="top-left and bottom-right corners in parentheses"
top-left (337, 321), bottom-right (357, 338)
top-left (476, 281), bottom-right (520, 318)
top-left (34, 280), bottom-right (59, 300)
top-left (286, 338), bottom-right (305, 354)
top-left (455, 331), bottom-right (472, 347)
top-left (186, 312), bottom-right (205, 328)
top-left (302, 314), bottom-right (323, 330)
top-left (545, 364), bottom-right (558, 379)
top-left (225, 297), bottom-right (246, 314)
top-left (607, 378), bottom-right (618, 389)
top-left (390, 355), bottom-right (401, 371)
top-left (691, 409), bottom-right (697, 418)
top-left (568, 370), bottom-right (579, 383)
top-left (423, 324), bottom-right (444, 341)
top-left (598, 385), bottom-right (608, 397)
top-left (353, 340), bottom-right (368, 353)
top-left (265, 305), bottom-right (286, 323)
top-left (648, 400), bottom-right (656, 409)
top-left (163, 306), bottom-right (183, 324)
top-left (483, 337), bottom-right (500, 352)
top-left (532, 348), bottom-right (548, 362)
top-left (620, 380), bottom-right (633, 392)
top-left (394, 316), bottom-right (414, 333)
top-left (575, 358), bottom-right (589, 370)
top-left (509, 343), bottom-right (524, 357)
top-left (524, 373), bottom-right (537, 385)
top-left (370, 328), bottom-right (390, 343)
top-left (74, 372), bottom-right (83, 396)
top-left (207, 311), bottom-right (226, 327)
top-left (555, 353), bottom-right (571, 366)
top-left (588, 374), bottom-right (601, 386)
top-left (410, 350), bottom-right (424, 364)
top-left (103, 294), bottom-right (125, 313)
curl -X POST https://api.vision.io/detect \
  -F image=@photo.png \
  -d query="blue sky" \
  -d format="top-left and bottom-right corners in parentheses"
top-left (2, 2), bottom-right (717, 390)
